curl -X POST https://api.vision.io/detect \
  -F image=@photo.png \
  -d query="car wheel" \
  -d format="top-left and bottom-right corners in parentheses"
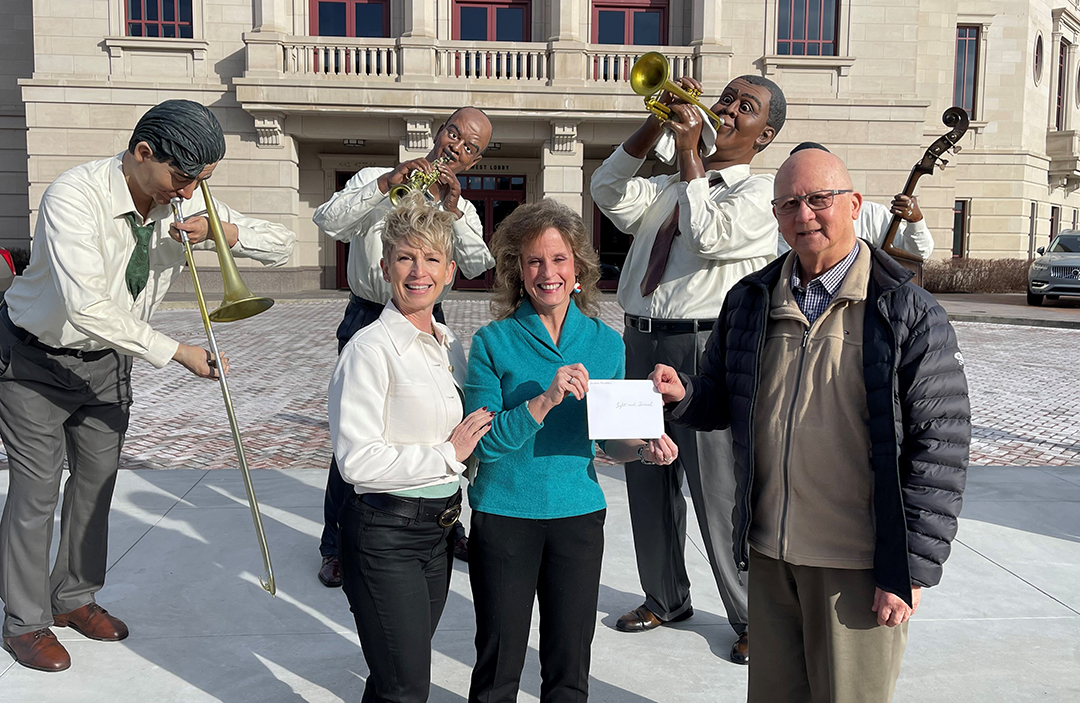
top-left (1026, 290), bottom-right (1044, 306)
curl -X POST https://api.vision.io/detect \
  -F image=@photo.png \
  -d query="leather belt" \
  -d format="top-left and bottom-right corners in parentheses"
top-left (0, 303), bottom-right (114, 360)
top-left (624, 313), bottom-right (715, 334)
top-left (358, 490), bottom-right (462, 528)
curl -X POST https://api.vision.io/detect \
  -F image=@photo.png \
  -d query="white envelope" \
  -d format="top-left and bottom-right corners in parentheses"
top-left (586, 380), bottom-right (665, 440)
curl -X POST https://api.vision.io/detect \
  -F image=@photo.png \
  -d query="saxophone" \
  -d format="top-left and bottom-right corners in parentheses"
top-left (388, 155), bottom-right (451, 206)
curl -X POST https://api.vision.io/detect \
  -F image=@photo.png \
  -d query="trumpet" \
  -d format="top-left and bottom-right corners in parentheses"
top-left (171, 183), bottom-right (276, 597)
top-left (630, 52), bottom-right (723, 132)
top-left (388, 155), bottom-right (451, 206)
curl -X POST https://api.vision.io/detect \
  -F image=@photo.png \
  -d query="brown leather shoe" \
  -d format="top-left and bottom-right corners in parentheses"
top-left (615, 604), bottom-right (693, 632)
top-left (3, 628), bottom-right (71, 672)
top-left (53, 603), bottom-right (128, 642)
top-left (318, 555), bottom-right (342, 588)
top-left (730, 630), bottom-right (749, 665)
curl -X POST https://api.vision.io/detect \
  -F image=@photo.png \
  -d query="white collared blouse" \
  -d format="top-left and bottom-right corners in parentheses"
top-left (328, 300), bottom-right (469, 494)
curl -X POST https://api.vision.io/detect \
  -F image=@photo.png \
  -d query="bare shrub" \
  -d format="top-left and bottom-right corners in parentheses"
top-left (923, 258), bottom-right (1030, 294)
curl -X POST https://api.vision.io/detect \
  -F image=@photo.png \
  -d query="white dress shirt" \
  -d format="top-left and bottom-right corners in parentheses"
top-left (312, 167), bottom-right (495, 303)
top-left (328, 300), bottom-right (469, 494)
top-left (776, 200), bottom-right (935, 259)
top-left (590, 145), bottom-right (777, 320)
top-left (858, 200), bottom-right (935, 259)
top-left (3, 155), bottom-right (296, 369)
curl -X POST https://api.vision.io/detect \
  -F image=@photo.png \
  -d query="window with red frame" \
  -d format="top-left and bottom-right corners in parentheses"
top-left (310, 0), bottom-right (390, 37)
top-left (592, 1), bottom-right (667, 46)
top-left (777, 0), bottom-right (838, 56)
top-left (954, 26), bottom-right (979, 119)
top-left (126, 0), bottom-right (193, 37)
top-left (454, 1), bottom-right (530, 42)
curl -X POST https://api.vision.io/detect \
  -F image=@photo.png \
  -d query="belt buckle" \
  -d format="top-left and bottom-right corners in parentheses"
top-left (437, 504), bottom-right (461, 528)
top-left (638, 316), bottom-right (652, 334)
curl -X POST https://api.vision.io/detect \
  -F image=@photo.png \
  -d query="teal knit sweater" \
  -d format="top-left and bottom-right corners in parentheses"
top-left (464, 299), bottom-right (625, 519)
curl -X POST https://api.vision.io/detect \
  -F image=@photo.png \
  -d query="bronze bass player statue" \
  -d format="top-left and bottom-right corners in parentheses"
top-left (881, 106), bottom-right (970, 285)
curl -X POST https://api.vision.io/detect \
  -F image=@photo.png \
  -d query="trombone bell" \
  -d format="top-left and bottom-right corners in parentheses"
top-left (630, 52), bottom-right (723, 132)
top-left (198, 180), bottom-right (276, 322)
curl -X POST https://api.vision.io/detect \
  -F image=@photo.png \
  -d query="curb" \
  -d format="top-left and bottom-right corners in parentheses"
top-left (947, 313), bottom-right (1080, 330)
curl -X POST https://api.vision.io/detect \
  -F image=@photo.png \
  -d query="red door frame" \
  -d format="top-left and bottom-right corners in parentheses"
top-left (452, 0), bottom-right (531, 41)
top-left (590, 0), bottom-right (668, 45)
top-left (309, 0), bottom-right (391, 36)
top-left (334, 171), bottom-right (355, 290)
top-left (455, 181), bottom-right (527, 291)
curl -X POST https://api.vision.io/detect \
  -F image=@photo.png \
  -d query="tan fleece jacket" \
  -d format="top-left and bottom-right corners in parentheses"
top-left (749, 240), bottom-right (877, 569)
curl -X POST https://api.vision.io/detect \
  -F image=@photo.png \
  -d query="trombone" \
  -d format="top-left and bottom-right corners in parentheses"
top-left (630, 52), bottom-right (724, 132)
top-left (171, 182), bottom-right (276, 596)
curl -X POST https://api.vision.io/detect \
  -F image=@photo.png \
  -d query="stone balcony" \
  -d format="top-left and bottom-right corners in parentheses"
top-left (233, 33), bottom-right (731, 145)
top-left (1047, 129), bottom-right (1080, 190)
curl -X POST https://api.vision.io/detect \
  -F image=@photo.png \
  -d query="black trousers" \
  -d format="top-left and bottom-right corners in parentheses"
top-left (339, 491), bottom-right (458, 703)
top-left (468, 509), bottom-right (605, 703)
top-left (320, 297), bottom-right (445, 557)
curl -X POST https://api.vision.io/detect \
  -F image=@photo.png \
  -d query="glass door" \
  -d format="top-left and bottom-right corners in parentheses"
top-left (455, 174), bottom-right (527, 290)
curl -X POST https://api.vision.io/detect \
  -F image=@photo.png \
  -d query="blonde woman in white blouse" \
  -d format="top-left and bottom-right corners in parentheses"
top-left (327, 194), bottom-right (492, 703)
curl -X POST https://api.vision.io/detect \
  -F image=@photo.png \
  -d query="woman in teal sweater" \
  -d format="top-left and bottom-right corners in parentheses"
top-left (464, 200), bottom-right (677, 702)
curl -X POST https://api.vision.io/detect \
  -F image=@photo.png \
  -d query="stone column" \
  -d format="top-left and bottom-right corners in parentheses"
top-left (548, 0), bottom-right (587, 87)
top-left (400, 0), bottom-right (438, 81)
top-left (253, 0), bottom-right (290, 34)
top-left (690, 0), bottom-right (730, 82)
top-left (541, 122), bottom-right (584, 213)
top-left (243, 32), bottom-right (286, 77)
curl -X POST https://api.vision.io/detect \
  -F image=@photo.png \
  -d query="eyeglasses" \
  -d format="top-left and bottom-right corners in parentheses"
top-left (771, 189), bottom-right (853, 216)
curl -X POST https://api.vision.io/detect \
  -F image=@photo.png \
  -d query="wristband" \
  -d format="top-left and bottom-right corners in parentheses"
top-left (637, 444), bottom-right (656, 466)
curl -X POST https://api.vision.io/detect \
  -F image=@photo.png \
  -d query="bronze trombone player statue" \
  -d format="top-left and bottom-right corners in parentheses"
top-left (0, 100), bottom-right (295, 673)
top-left (590, 65), bottom-right (788, 665)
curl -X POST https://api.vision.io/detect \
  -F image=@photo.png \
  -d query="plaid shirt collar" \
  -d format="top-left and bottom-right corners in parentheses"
top-left (790, 242), bottom-right (860, 324)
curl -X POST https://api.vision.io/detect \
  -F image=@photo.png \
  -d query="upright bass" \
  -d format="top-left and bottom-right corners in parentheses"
top-left (881, 106), bottom-right (970, 285)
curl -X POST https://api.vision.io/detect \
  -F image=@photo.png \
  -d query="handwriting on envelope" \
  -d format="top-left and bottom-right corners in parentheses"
top-left (586, 380), bottom-right (665, 440)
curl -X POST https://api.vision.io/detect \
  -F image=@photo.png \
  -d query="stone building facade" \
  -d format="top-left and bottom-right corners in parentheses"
top-left (4, 0), bottom-right (1080, 291)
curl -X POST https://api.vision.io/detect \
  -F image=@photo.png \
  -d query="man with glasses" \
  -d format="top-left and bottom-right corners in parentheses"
top-left (312, 107), bottom-right (494, 586)
top-left (784, 142), bottom-right (934, 259)
top-left (590, 76), bottom-right (787, 664)
top-left (0, 100), bottom-right (296, 672)
top-left (649, 147), bottom-right (970, 702)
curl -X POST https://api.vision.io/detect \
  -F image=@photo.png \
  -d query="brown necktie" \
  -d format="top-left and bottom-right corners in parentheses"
top-left (640, 175), bottom-right (725, 297)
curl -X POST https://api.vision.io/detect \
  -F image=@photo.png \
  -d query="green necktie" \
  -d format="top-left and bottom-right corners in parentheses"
top-left (124, 213), bottom-right (154, 300)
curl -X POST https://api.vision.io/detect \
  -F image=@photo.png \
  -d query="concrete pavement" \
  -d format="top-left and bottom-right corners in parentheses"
top-left (0, 464), bottom-right (1077, 702)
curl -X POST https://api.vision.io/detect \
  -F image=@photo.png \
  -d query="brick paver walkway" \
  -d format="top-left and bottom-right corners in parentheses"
top-left (1, 298), bottom-right (1077, 470)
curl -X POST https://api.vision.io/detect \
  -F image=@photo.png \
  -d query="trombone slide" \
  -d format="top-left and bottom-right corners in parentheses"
top-left (171, 192), bottom-right (276, 597)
